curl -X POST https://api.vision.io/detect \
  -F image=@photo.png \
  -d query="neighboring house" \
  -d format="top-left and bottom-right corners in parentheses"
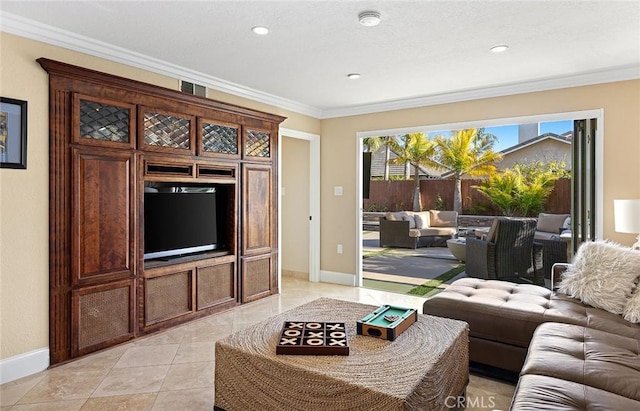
top-left (369, 146), bottom-right (440, 179)
top-left (440, 130), bottom-right (572, 179)
top-left (497, 132), bottom-right (572, 171)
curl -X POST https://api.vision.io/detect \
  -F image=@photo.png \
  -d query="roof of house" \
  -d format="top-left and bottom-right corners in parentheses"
top-left (368, 146), bottom-right (439, 179)
top-left (499, 132), bottom-right (572, 156)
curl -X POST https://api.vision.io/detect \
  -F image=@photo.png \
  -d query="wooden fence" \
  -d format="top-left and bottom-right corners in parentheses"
top-left (363, 178), bottom-right (571, 215)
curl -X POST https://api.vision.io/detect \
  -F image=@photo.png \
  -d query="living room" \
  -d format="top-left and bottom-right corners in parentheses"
top-left (1, 1), bottom-right (639, 409)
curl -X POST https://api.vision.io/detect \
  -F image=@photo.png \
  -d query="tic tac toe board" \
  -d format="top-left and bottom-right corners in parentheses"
top-left (276, 321), bottom-right (349, 355)
top-left (357, 305), bottom-right (417, 341)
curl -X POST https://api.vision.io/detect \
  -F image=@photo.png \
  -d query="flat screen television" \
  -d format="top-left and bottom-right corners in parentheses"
top-left (144, 190), bottom-right (217, 260)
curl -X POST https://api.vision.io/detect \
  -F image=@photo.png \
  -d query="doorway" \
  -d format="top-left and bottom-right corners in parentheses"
top-left (356, 110), bottom-right (603, 289)
top-left (279, 128), bottom-right (321, 284)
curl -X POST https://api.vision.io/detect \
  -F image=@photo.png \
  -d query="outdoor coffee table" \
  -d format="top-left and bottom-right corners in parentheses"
top-left (447, 238), bottom-right (467, 262)
top-left (214, 298), bottom-right (469, 411)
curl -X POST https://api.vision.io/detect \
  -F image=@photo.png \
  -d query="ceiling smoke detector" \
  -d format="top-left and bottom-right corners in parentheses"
top-left (359, 11), bottom-right (381, 27)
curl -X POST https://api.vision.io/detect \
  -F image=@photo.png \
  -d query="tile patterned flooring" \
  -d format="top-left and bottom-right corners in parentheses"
top-left (1, 277), bottom-right (515, 410)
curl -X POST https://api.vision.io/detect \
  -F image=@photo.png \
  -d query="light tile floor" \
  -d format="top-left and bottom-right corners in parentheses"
top-left (1, 277), bottom-right (515, 410)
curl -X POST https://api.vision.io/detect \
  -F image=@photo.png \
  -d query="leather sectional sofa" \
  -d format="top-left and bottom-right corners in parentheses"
top-left (423, 268), bottom-right (640, 409)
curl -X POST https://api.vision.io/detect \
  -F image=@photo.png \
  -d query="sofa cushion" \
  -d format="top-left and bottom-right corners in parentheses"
top-left (485, 218), bottom-right (499, 242)
top-left (558, 241), bottom-right (640, 315)
top-left (386, 211), bottom-right (409, 221)
top-left (511, 374), bottom-right (640, 410)
top-left (429, 210), bottom-right (457, 227)
top-left (414, 212), bottom-right (430, 229)
top-left (419, 227), bottom-right (456, 237)
top-left (534, 231), bottom-right (562, 241)
top-left (520, 323), bottom-right (640, 403)
top-left (536, 213), bottom-right (569, 234)
top-left (408, 227), bottom-right (456, 238)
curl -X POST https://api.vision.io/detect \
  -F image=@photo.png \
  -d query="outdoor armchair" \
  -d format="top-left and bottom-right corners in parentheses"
top-left (465, 217), bottom-right (538, 283)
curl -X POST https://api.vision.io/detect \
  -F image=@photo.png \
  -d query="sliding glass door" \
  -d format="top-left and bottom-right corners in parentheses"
top-left (571, 118), bottom-right (597, 253)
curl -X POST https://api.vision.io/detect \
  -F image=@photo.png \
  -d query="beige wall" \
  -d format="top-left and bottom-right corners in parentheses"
top-left (0, 32), bottom-right (320, 360)
top-left (281, 137), bottom-right (310, 276)
top-left (2, 30), bottom-right (640, 365)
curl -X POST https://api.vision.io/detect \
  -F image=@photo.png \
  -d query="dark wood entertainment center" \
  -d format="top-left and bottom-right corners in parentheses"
top-left (39, 58), bottom-right (286, 365)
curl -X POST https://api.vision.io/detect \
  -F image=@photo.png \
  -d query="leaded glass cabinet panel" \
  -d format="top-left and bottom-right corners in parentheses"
top-left (198, 119), bottom-right (240, 159)
top-left (73, 94), bottom-right (136, 149)
top-left (140, 108), bottom-right (195, 154)
top-left (244, 128), bottom-right (271, 160)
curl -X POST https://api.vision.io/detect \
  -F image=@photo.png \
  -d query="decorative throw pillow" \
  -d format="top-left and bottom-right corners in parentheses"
top-left (558, 240), bottom-right (640, 315)
top-left (537, 213), bottom-right (569, 234)
top-left (414, 212), bottom-right (430, 229)
top-left (623, 284), bottom-right (640, 323)
top-left (402, 215), bottom-right (416, 229)
top-left (429, 210), bottom-right (457, 227)
top-left (385, 212), bottom-right (401, 221)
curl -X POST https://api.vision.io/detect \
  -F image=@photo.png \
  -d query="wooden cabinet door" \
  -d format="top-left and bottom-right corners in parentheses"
top-left (241, 254), bottom-right (274, 303)
top-left (72, 147), bottom-right (136, 286)
top-left (242, 164), bottom-right (273, 256)
top-left (71, 279), bottom-right (135, 356)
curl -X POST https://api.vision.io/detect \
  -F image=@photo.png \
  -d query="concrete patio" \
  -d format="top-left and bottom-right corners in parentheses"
top-left (362, 231), bottom-right (467, 289)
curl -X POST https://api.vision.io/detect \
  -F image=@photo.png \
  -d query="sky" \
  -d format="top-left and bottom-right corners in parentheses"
top-left (486, 120), bottom-right (573, 151)
top-left (427, 120), bottom-right (573, 152)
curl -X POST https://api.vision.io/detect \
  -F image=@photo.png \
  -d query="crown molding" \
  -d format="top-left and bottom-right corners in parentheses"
top-left (320, 65), bottom-right (640, 119)
top-left (0, 12), bottom-right (322, 119)
top-left (2, 12), bottom-right (638, 121)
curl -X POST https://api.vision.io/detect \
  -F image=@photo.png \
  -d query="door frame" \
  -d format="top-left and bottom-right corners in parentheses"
top-left (279, 127), bottom-right (321, 283)
top-left (355, 109), bottom-right (604, 287)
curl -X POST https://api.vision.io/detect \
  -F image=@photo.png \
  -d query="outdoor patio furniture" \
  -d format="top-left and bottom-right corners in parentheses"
top-left (533, 238), bottom-right (568, 283)
top-left (465, 217), bottom-right (538, 283)
top-left (534, 213), bottom-right (571, 240)
top-left (379, 210), bottom-right (458, 249)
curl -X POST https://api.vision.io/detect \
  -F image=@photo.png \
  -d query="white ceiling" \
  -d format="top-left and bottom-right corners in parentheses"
top-left (2, 1), bottom-right (639, 118)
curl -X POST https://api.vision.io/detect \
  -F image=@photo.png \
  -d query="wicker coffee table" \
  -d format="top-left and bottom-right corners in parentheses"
top-left (214, 298), bottom-right (469, 411)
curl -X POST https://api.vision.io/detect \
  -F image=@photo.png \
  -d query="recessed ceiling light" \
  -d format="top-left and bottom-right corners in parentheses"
top-left (347, 73), bottom-right (361, 79)
top-left (490, 45), bottom-right (509, 53)
top-left (359, 11), bottom-right (381, 27)
top-left (251, 26), bottom-right (269, 35)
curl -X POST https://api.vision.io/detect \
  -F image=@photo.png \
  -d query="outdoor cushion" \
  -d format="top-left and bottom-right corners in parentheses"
top-left (485, 218), bottom-right (499, 242)
top-left (420, 227), bottom-right (456, 236)
top-left (408, 228), bottom-right (456, 238)
top-left (414, 212), bottom-right (430, 229)
top-left (536, 213), bottom-right (569, 234)
top-left (429, 210), bottom-right (457, 227)
top-left (403, 215), bottom-right (416, 229)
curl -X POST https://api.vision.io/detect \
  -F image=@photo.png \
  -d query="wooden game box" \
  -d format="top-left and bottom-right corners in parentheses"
top-left (357, 305), bottom-right (417, 341)
top-left (276, 321), bottom-right (349, 355)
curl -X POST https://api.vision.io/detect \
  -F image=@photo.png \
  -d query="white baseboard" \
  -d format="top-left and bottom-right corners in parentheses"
top-left (319, 270), bottom-right (356, 286)
top-left (0, 348), bottom-right (49, 384)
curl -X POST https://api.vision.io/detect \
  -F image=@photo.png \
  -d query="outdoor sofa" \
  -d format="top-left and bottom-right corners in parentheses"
top-left (379, 210), bottom-right (458, 249)
top-left (424, 240), bottom-right (640, 409)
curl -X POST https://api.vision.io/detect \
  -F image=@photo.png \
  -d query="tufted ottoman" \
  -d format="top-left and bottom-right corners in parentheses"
top-left (422, 277), bottom-right (640, 373)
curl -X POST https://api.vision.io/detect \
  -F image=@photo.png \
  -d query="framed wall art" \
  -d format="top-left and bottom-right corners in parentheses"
top-left (0, 97), bottom-right (28, 169)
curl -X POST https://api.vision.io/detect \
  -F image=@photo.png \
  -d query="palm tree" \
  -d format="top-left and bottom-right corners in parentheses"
top-left (386, 133), bottom-right (437, 211)
top-left (362, 136), bottom-right (392, 180)
top-left (432, 129), bottom-right (502, 213)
